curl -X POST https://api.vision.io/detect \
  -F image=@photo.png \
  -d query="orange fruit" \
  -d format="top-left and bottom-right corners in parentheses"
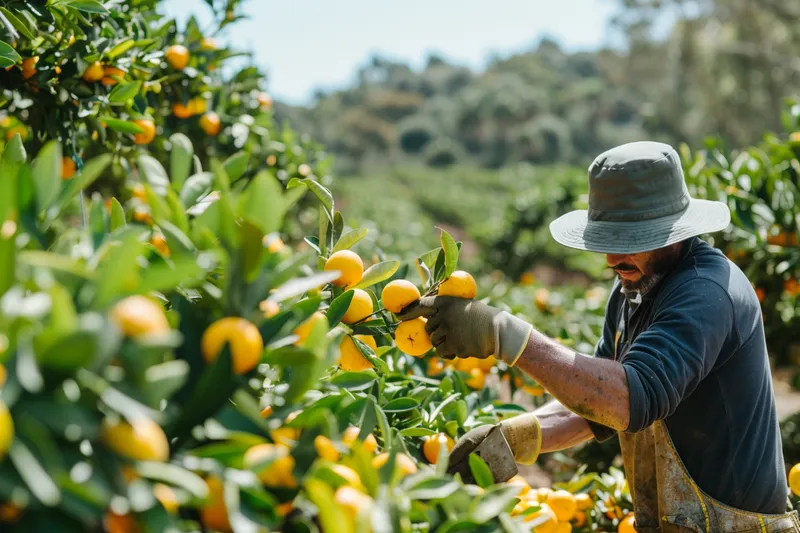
top-left (101, 417), bottom-right (169, 461)
top-left (259, 299), bottom-right (281, 318)
top-left (604, 500), bottom-right (624, 520)
top-left (575, 492), bottom-right (592, 510)
top-left (188, 98), bottom-right (207, 115)
top-left (21, 56), bottom-right (39, 80)
top-left (172, 102), bottom-right (193, 119)
top-left (132, 207), bottom-right (153, 225)
top-left (153, 483), bottom-right (179, 514)
top-left (335, 486), bottom-right (373, 522)
top-left (330, 464), bottom-right (365, 492)
top-left (150, 233), bottom-right (170, 256)
top-left (343, 426), bottom-right (378, 453)
top-left (535, 288), bottom-right (550, 312)
top-left (4, 126), bottom-right (27, 142)
top-left (200, 38), bottom-right (217, 51)
top-left (339, 335), bottom-right (377, 371)
top-left (789, 463), bottom-right (800, 496)
top-left (132, 119), bottom-right (156, 145)
top-left (101, 66), bottom-right (125, 86)
top-left (426, 357), bottom-right (446, 376)
top-left (438, 270), bottom-right (477, 299)
top-left (260, 405), bottom-right (273, 418)
top-left (266, 154), bottom-right (277, 166)
top-left (0, 401), bottom-right (13, 460)
top-left (341, 289), bottom-right (374, 324)
top-left (103, 511), bottom-right (141, 533)
top-left (201, 317), bottom-right (264, 374)
top-left (165, 44), bottom-right (189, 70)
top-left (547, 489), bottom-right (577, 521)
top-left (61, 156), bottom-right (76, 179)
top-left (395, 318), bottom-right (432, 356)
top-left (756, 287), bottom-right (766, 303)
top-left (422, 433), bottom-right (455, 464)
top-left (555, 523), bottom-right (573, 533)
top-left (324, 250), bottom-right (364, 288)
top-left (572, 511), bottom-right (588, 527)
top-left (263, 234), bottom-right (285, 253)
top-left (270, 411), bottom-right (301, 446)
top-left (0, 502), bottom-right (23, 522)
top-left (381, 280), bottom-right (420, 313)
top-left (618, 513), bottom-right (636, 533)
top-left (81, 61), bottom-right (104, 82)
top-left (465, 367), bottom-right (485, 389)
top-left (784, 278), bottom-right (800, 296)
top-left (257, 92), bottom-right (273, 110)
top-left (519, 272), bottom-right (535, 286)
top-left (199, 112), bottom-right (221, 136)
top-left (293, 311), bottom-right (327, 345)
top-left (132, 184), bottom-right (147, 201)
top-left (524, 502), bottom-right (558, 533)
top-left (372, 452), bottom-right (417, 477)
top-left (314, 435), bottom-right (340, 462)
top-left (110, 295), bottom-right (170, 338)
top-left (243, 443), bottom-right (297, 488)
top-left (200, 476), bottom-right (232, 533)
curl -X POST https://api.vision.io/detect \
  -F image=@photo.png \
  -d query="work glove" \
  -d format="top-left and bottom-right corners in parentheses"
top-left (447, 413), bottom-right (542, 483)
top-left (396, 296), bottom-right (533, 366)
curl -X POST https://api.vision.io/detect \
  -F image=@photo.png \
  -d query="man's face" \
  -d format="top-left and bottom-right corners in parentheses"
top-left (606, 242), bottom-right (685, 293)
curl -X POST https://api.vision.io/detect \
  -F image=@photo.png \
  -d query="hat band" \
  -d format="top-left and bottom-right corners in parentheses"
top-left (588, 192), bottom-right (691, 222)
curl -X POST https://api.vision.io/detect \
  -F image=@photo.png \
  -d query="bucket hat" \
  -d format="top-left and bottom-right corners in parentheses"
top-left (549, 141), bottom-right (730, 254)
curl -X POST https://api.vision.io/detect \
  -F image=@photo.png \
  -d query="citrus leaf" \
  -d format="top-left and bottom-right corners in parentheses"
top-left (0, 40), bottom-right (20, 68)
top-left (223, 151), bottom-right (249, 182)
top-left (137, 155), bottom-right (169, 195)
top-left (9, 441), bottom-right (60, 506)
top-left (288, 177), bottom-right (333, 220)
top-left (105, 39), bottom-right (134, 59)
top-left (382, 397), bottom-right (420, 413)
top-left (239, 170), bottom-right (283, 234)
top-left (61, 0), bottom-right (109, 14)
top-left (326, 290), bottom-right (354, 328)
top-left (108, 81), bottom-right (141, 104)
top-left (352, 260), bottom-right (400, 289)
top-left (373, 401), bottom-right (391, 452)
top-left (31, 140), bottom-right (61, 212)
top-left (352, 336), bottom-right (389, 374)
top-left (470, 485), bottom-right (519, 523)
top-left (440, 228), bottom-right (459, 279)
top-left (332, 227), bottom-right (368, 253)
top-left (406, 477), bottom-right (461, 500)
top-left (0, 8), bottom-right (34, 40)
top-left (304, 479), bottom-right (354, 533)
top-left (135, 462), bottom-right (209, 500)
top-left (98, 117), bottom-right (143, 134)
top-left (399, 427), bottom-right (437, 438)
top-left (138, 257), bottom-right (202, 293)
top-left (179, 172), bottom-right (213, 207)
top-left (267, 271), bottom-right (339, 303)
top-left (469, 453), bottom-right (494, 489)
top-left (169, 133), bottom-right (193, 191)
top-left (330, 372), bottom-right (377, 390)
top-left (59, 153), bottom-right (112, 208)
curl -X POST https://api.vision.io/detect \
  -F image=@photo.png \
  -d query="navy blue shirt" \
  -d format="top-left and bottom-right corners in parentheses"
top-left (591, 237), bottom-right (788, 513)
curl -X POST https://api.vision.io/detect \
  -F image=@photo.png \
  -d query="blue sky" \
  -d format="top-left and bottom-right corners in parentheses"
top-left (162, 0), bottom-right (622, 105)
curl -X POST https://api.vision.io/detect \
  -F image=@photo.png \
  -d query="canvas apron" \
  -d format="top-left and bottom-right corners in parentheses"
top-left (612, 298), bottom-right (800, 533)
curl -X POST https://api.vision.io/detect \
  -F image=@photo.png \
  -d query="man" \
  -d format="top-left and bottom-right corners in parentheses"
top-left (398, 142), bottom-right (799, 531)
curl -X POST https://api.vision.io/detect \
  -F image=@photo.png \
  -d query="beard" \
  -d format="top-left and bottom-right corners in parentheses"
top-left (616, 242), bottom-right (686, 297)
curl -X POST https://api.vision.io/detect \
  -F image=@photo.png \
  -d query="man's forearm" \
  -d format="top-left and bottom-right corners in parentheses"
top-left (533, 400), bottom-right (594, 452)
top-left (515, 329), bottom-right (630, 431)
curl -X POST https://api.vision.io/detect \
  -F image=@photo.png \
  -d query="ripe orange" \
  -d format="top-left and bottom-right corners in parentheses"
top-left (82, 61), bottom-right (104, 82)
top-left (172, 102), bottom-right (193, 119)
top-left (789, 463), bottom-right (800, 496)
top-left (201, 317), bottom-right (264, 374)
top-left (341, 289), bottom-right (374, 324)
top-left (335, 486), bottom-right (373, 522)
top-left (293, 311), bottom-right (327, 345)
top-left (785, 278), bottom-right (800, 297)
top-left (465, 367), bottom-right (485, 389)
top-left (524, 502), bottom-right (558, 533)
top-left (110, 295), bottom-right (170, 338)
top-left (266, 154), bottom-right (277, 166)
top-left (438, 270), bottom-right (477, 299)
top-left (132, 207), bottom-right (153, 225)
top-left (343, 426), bottom-right (378, 453)
top-left (259, 299), bottom-right (281, 318)
top-left (618, 513), bottom-right (636, 533)
top-left (426, 357), bottom-right (446, 376)
top-left (260, 405), bottom-right (273, 418)
top-left (574, 492), bottom-right (592, 510)
top-left (188, 98), bottom-right (207, 115)
top-left (519, 272), bottom-right (535, 286)
top-left (103, 511), bottom-right (141, 533)
top-left (330, 464), bottom-right (365, 492)
top-left (381, 280), bottom-right (421, 313)
top-left (0, 401), bottom-right (13, 460)
top-left (200, 476), bottom-right (232, 533)
top-left (0, 502), bottom-right (23, 522)
top-left (339, 335), bottom-right (377, 371)
top-left (165, 44), bottom-right (189, 70)
top-left (153, 483), bottom-right (179, 514)
top-left (314, 435), bottom-right (340, 462)
top-left (132, 184), bottom-right (148, 202)
top-left (395, 318), bottom-right (432, 356)
top-left (132, 119), bottom-right (156, 145)
top-left (555, 523), bottom-right (573, 533)
top-left (372, 452), bottom-right (417, 477)
top-left (547, 489), bottom-right (577, 521)
top-left (243, 443), bottom-right (297, 488)
top-left (21, 56), bottom-right (39, 79)
top-left (604, 500), bottom-right (624, 520)
top-left (101, 417), bottom-right (169, 461)
top-left (572, 511), bottom-right (588, 528)
top-left (101, 66), bottom-right (125, 86)
top-left (270, 411), bottom-right (301, 446)
top-left (756, 287), bottom-right (766, 303)
top-left (199, 112), bottom-right (221, 136)
top-left (535, 288), bottom-right (550, 312)
top-left (61, 156), bottom-right (76, 179)
top-left (324, 250), bottom-right (364, 288)
top-left (422, 433), bottom-right (455, 464)
top-left (150, 233), bottom-right (170, 256)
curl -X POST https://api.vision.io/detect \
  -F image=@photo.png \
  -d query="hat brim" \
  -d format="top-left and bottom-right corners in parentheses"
top-left (549, 199), bottom-right (731, 254)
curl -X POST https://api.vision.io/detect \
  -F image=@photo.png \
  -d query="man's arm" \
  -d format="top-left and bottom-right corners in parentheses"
top-left (533, 399), bottom-right (594, 452)
top-left (515, 332), bottom-right (631, 431)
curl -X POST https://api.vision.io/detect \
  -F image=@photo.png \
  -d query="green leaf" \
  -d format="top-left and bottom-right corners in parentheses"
top-left (267, 271), bottom-right (340, 303)
top-left (325, 290), bottom-right (354, 328)
top-left (179, 172), bottom-right (213, 207)
top-left (0, 40), bottom-right (20, 68)
top-left (108, 81), bottom-right (141, 104)
top-left (332, 227), bottom-right (368, 253)
top-left (352, 260), bottom-right (400, 289)
top-left (59, 153), bottom-right (112, 207)
top-left (98, 117), bottom-right (144, 134)
top-left (137, 155), bottom-right (169, 194)
top-left (382, 397), bottom-right (420, 413)
top-left (373, 401), bottom-right (391, 452)
top-left (468, 453), bottom-right (494, 489)
top-left (288, 177), bottom-right (333, 220)
top-left (0, 221), bottom-right (15, 297)
top-left (105, 39), bottom-right (134, 59)
top-left (62, 0), bottom-right (109, 14)
top-left (470, 485), bottom-right (520, 523)
top-left (135, 462), bottom-right (209, 500)
top-left (304, 479), bottom-right (354, 533)
top-left (169, 133), bottom-right (193, 191)
top-left (223, 152), bottom-right (249, 182)
top-left (406, 477), bottom-right (461, 500)
top-left (330, 372), bottom-right (377, 390)
top-left (9, 441), bottom-right (60, 506)
top-left (399, 427), bottom-right (437, 438)
top-left (18, 251), bottom-right (93, 279)
top-left (440, 228), bottom-right (459, 279)
top-left (158, 221), bottom-right (197, 255)
top-left (93, 230), bottom-right (145, 307)
top-left (109, 198), bottom-right (126, 230)
top-left (0, 9), bottom-right (35, 41)
top-left (239, 171), bottom-right (283, 234)
top-left (31, 141), bottom-right (61, 212)
top-left (138, 257), bottom-right (202, 293)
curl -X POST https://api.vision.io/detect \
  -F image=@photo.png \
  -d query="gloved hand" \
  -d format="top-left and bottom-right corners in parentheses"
top-left (396, 296), bottom-right (533, 366)
top-left (447, 413), bottom-right (542, 482)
